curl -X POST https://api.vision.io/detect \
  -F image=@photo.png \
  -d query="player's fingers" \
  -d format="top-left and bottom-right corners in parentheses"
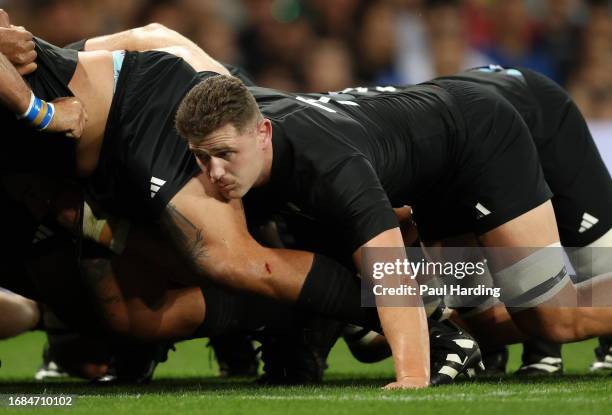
top-left (65, 123), bottom-right (80, 139)
top-left (15, 49), bottom-right (36, 65)
top-left (18, 29), bottom-right (34, 43)
top-left (16, 62), bottom-right (37, 76)
top-left (23, 39), bottom-right (36, 51)
top-left (0, 9), bottom-right (10, 28)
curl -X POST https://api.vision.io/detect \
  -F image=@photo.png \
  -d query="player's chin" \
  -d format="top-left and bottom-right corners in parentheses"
top-left (223, 186), bottom-right (245, 199)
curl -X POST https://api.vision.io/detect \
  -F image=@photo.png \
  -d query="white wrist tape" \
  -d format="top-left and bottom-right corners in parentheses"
top-left (82, 202), bottom-right (130, 255)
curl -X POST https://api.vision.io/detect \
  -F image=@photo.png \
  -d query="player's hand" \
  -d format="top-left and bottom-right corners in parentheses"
top-left (0, 8), bottom-right (9, 26)
top-left (47, 97), bottom-right (88, 139)
top-left (0, 10), bottom-right (37, 75)
top-left (383, 376), bottom-right (429, 390)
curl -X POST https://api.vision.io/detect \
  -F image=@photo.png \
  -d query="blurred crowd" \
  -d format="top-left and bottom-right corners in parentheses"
top-left (2, 0), bottom-right (612, 119)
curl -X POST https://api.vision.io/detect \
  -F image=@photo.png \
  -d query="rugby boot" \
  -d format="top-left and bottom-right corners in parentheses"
top-left (34, 343), bottom-right (69, 381)
top-left (429, 320), bottom-right (484, 385)
top-left (590, 336), bottom-right (612, 372)
top-left (479, 346), bottom-right (508, 377)
top-left (515, 339), bottom-right (563, 377)
top-left (257, 318), bottom-right (343, 385)
top-left (209, 334), bottom-right (259, 377)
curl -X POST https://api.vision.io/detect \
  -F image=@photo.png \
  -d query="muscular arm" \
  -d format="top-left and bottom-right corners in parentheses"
top-left (313, 157), bottom-right (429, 387)
top-left (0, 50), bottom-right (32, 114)
top-left (355, 228), bottom-right (430, 389)
top-left (81, 23), bottom-right (230, 75)
top-left (160, 173), bottom-right (313, 302)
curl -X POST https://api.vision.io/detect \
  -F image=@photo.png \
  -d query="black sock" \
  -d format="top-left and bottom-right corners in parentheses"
top-left (522, 338), bottom-right (562, 363)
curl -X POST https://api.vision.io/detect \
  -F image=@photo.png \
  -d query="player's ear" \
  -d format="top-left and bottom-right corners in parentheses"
top-left (258, 118), bottom-right (272, 147)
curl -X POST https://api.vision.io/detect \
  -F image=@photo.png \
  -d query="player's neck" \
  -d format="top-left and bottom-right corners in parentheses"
top-left (255, 143), bottom-right (273, 187)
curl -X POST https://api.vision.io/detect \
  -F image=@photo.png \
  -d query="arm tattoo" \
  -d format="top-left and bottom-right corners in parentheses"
top-left (160, 202), bottom-right (208, 271)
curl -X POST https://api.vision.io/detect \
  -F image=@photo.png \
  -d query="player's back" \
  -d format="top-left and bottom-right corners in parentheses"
top-left (433, 66), bottom-right (543, 139)
top-left (250, 84), bottom-right (463, 205)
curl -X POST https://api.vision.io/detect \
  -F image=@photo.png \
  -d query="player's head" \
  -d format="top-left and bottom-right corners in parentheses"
top-left (175, 75), bottom-right (272, 199)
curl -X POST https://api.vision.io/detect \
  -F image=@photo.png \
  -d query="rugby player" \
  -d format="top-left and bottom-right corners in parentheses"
top-left (174, 65), bottom-right (612, 365)
top-left (433, 66), bottom-right (612, 375)
top-left (236, 64), bottom-right (612, 375)
top-left (0, 169), bottom-right (324, 383)
top-left (0, 15), bottom-right (485, 388)
top-left (354, 65), bottom-right (612, 376)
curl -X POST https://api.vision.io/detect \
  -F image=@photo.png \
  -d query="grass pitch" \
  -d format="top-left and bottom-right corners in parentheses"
top-left (1, 332), bottom-right (610, 414)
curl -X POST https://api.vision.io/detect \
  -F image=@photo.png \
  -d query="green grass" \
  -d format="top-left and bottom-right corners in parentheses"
top-left (1, 332), bottom-right (611, 414)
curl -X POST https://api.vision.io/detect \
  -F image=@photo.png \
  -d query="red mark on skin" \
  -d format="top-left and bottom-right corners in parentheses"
top-left (265, 263), bottom-right (272, 274)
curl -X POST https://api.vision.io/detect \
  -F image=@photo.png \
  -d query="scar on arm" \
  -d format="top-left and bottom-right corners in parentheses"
top-left (265, 262), bottom-right (271, 274)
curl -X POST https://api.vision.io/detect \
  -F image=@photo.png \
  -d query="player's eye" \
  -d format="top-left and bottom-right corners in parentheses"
top-left (217, 151), bottom-right (234, 160)
top-left (195, 152), bottom-right (211, 164)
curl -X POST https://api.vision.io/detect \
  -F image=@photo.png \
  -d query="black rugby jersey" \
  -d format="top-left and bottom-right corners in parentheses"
top-left (0, 38), bottom-right (77, 177)
top-left (433, 66), bottom-right (549, 145)
top-left (247, 85), bottom-right (463, 253)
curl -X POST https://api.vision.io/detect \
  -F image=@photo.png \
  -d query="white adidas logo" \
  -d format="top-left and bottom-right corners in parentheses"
top-left (579, 212), bottom-right (599, 233)
top-left (150, 176), bottom-right (166, 198)
top-left (32, 225), bottom-right (54, 244)
top-left (475, 202), bottom-right (491, 219)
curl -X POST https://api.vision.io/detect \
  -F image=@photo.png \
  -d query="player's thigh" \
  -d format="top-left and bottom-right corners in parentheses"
top-left (478, 201), bottom-right (560, 271)
top-left (530, 78), bottom-right (612, 247)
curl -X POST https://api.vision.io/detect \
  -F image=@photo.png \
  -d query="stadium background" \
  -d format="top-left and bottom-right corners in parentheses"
top-left (0, 1), bottom-right (611, 414)
top-left (3, 0), bottom-right (611, 162)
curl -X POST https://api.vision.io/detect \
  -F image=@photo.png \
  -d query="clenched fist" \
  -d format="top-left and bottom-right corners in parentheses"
top-left (47, 97), bottom-right (88, 139)
top-left (0, 9), bottom-right (37, 75)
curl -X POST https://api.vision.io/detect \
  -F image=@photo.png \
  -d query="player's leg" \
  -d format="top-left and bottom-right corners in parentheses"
top-left (208, 334), bottom-right (259, 377)
top-left (520, 68), bottom-right (612, 370)
top-left (79, 250), bottom-right (205, 340)
top-left (478, 200), bottom-right (612, 342)
top-left (36, 311), bottom-right (111, 381)
top-left (440, 234), bottom-right (563, 376)
top-left (0, 289), bottom-right (40, 339)
top-left (429, 80), bottom-right (612, 344)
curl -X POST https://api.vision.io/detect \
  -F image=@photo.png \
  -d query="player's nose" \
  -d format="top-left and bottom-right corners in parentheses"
top-left (208, 157), bottom-right (225, 183)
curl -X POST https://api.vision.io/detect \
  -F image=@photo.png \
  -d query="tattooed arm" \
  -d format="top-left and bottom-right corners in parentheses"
top-left (160, 173), bottom-right (314, 302)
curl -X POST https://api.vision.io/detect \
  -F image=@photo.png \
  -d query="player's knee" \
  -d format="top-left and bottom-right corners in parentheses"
top-left (540, 312), bottom-right (585, 343)
top-left (515, 307), bottom-right (582, 343)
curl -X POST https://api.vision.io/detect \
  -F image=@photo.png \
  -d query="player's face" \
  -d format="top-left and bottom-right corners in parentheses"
top-left (189, 118), bottom-right (269, 199)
